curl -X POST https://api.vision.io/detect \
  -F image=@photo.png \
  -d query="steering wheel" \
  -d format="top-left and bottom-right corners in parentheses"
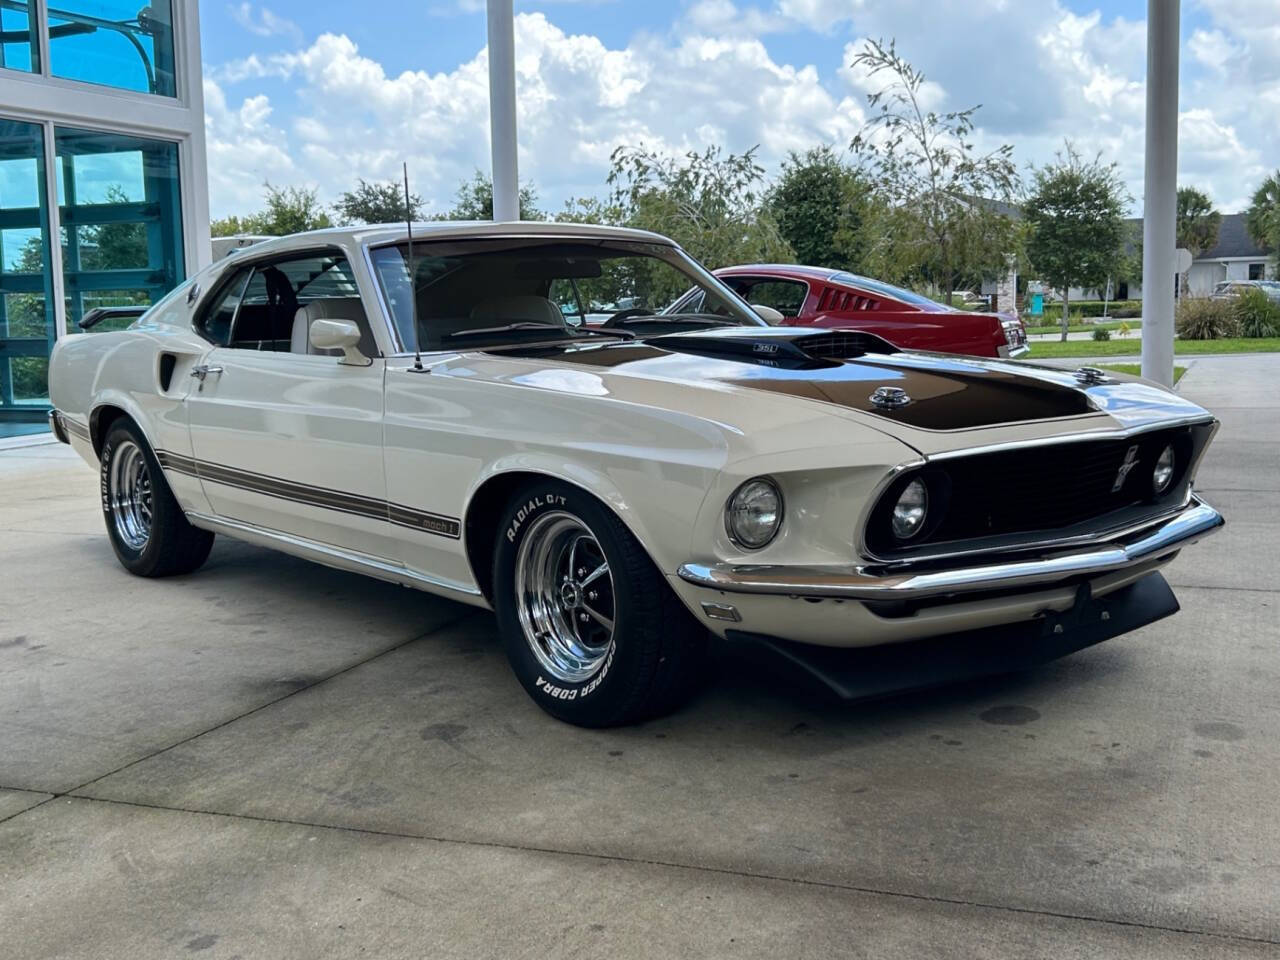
top-left (601, 307), bottom-right (653, 328)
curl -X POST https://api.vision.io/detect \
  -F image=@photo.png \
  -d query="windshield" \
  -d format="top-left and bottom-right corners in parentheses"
top-left (368, 237), bottom-right (762, 351)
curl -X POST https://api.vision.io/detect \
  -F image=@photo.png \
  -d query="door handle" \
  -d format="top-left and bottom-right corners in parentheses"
top-left (190, 364), bottom-right (224, 382)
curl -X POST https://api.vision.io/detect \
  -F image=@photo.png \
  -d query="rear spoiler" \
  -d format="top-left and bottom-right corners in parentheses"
top-left (78, 306), bottom-right (148, 330)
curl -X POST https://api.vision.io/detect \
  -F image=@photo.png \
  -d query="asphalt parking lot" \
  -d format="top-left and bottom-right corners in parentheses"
top-left (2, 354), bottom-right (1277, 958)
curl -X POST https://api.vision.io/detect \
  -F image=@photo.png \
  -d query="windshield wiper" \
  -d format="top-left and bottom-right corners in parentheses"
top-left (619, 313), bottom-right (741, 327)
top-left (442, 321), bottom-right (634, 342)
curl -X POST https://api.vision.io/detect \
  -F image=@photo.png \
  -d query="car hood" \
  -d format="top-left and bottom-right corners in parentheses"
top-left (478, 326), bottom-right (1209, 442)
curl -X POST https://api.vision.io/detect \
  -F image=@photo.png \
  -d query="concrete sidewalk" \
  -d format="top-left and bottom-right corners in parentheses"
top-left (2, 356), bottom-right (1277, 958)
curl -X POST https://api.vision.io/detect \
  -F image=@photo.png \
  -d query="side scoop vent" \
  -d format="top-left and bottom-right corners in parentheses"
top-left (796, 330), bottom-right (899, 360)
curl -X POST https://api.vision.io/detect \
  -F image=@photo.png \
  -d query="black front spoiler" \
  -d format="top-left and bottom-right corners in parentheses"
top-left (724, 572), bottom-right (1179, 701)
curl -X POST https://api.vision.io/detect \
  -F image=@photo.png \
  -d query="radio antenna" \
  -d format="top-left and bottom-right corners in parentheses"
top-left (403, 162), bottom-right (424, 372)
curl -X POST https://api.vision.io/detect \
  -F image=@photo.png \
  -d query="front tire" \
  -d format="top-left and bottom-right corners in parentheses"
top-left (100, 418), bottom-right (214, 577)
top-left (493, 480), bottom-right (706, 727)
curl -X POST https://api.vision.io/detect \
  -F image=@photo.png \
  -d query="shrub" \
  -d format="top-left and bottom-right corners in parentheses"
top-left (1234, 288), bottom-right (1280, 338)
top-left (1092, 326), bottom-right (1112, 341)
top-left (1176, 297), bottom-right (1239, 340)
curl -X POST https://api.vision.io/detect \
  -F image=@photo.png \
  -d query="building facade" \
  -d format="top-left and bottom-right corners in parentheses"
top-left (0, 0), bottom-right (209, 442)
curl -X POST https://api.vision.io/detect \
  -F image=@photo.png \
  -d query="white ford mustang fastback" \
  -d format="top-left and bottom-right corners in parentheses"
top-left (48, 222), bottom-right (1224, 726)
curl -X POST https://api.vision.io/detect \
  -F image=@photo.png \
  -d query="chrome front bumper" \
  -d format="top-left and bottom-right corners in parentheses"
top-left (678, 497), bottom-right (1223, 602)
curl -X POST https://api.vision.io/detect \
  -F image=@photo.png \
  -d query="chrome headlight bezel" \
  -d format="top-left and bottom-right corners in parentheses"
top-left (1152, 444), bottom-right (1176, 495)
top-left (725, 476), bottom-right (784, 549)
top-left (891, 477), bottom-right (930, 541)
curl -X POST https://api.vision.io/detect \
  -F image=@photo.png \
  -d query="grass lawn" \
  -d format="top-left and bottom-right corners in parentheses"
top-left (1100, 363), bottom-right (1187, 383)
top-left (1025, 337), bottom-right (1280, 358)
top-left (1025, 319), bottom-right (1142, 336)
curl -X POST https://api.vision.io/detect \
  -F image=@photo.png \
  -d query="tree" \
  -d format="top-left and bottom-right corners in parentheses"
top-left (1176, 186), bottom-right (1221, 257)
top-left (210, 183), bottom-right (333, 237)
top-left (1024, 143), bottom-right (1128, 340)
top-left (334, 178), bottom-right (423, 225)
top-left (767, 146), bottom-right (880, 271)
top-left (440, 171), bottom-right (544, 221)
top-left (848, 38), bottom-right (1020, 302)
top-left (1176, 186), bottom-right (1221, 294)
top-left (607, 143), bottom-right (792, 299)
top-left (1245, 171), bottom-right (1280, 266)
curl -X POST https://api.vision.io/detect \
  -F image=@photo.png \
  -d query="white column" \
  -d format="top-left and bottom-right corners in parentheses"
top-left (486, 0), bottom-right (519, 222)
top-left (1141, 0), bottom-right (1179, 387)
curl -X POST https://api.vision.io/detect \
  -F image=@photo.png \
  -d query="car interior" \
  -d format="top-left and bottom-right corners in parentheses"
top-left (200, 253), bottom-right (379, 358)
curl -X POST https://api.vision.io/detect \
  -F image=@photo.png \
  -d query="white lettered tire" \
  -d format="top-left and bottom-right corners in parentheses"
top-left (100, 418), bottom-right (215, 577)
top-left (493, 479), bottom-right (707, 726)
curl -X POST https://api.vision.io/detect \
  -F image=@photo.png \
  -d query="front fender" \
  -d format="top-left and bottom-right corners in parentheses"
top-left (468, 450), bottom-right (723, 577)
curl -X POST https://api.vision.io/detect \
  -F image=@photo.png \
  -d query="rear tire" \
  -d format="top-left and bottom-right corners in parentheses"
top-left (100, 418), bottom-right (214, 577)
top-left (493, 480), bottom-right (707, 727)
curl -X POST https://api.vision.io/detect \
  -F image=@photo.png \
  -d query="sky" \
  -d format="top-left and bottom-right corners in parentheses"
top-left (197, 0), bottom-right (1280, 221)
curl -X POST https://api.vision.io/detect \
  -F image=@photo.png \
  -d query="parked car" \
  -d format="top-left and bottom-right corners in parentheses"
top-left (48, 222), bottom-right (1222, 726)
top-left (1211, 280), bottom-right (1280, 302)
top-left (664, 265), bottom-right (1027, 358)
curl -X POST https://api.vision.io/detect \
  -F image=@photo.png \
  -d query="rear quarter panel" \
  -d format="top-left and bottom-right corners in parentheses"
top-left (49, 318), bottom-right (213, 513)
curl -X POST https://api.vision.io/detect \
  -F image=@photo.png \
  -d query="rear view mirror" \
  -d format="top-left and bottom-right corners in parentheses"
top-left (310, 319), bottom-right (369, 366)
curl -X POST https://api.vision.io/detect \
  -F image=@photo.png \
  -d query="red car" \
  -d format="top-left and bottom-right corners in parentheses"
top-left (686, 264), bottom-right (1028, 359)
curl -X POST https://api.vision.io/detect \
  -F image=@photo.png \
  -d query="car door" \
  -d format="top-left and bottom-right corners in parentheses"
top-left (184, 248), bottom-right (397, 561)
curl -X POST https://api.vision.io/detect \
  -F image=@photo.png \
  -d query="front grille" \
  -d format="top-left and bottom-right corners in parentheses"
top-left (865, 426), bottom-right (1202, 558)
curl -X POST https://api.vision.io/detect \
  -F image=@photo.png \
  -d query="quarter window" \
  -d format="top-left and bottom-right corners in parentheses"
top-left (197, 268), bottom-right (251, 347)
top-left (733, 279), bottom-right (807, 318)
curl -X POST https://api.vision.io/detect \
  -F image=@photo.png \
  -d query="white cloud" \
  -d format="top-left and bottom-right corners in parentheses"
top-left (227, 3), bottom-right (302, 43)
top-left (205, 12), bottom-right (866, 217)
top-left (203, 2), bottom-right (1280, 221)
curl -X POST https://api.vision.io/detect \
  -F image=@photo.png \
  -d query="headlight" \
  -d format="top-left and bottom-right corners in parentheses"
top-left (891, 478), bottom-right (929, 540)
top-left (726, 478), bottom-right (783, 548)
top-left (1152, 444), bottom-right (1175, 494)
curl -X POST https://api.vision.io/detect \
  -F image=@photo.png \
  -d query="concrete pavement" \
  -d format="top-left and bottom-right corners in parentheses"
top-left (2, 356), bottom-right (1278, 958)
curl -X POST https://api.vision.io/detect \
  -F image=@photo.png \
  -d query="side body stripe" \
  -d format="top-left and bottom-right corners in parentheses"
top-left (154, 450), bottom-right (461, 539)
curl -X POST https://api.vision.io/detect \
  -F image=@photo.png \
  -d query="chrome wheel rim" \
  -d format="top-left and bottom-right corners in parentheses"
top-left (109, 439), bottom-right (153, 551)
top-left (514, 511), bottom-right (616, 684)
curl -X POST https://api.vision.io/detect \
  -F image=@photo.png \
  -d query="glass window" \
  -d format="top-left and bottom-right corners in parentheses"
top-left (219, 253), bottom-right (373, 356)
top-left (198, 268), bottom-right (250, 346)
top-left (56, 126), bottom-right (184, 332)
top-left (48, 0), bottom-right (176, 97)
top-left (732, 279), bottom-right (808, 318)
top-left (0, 1), bottom-right (39, 73)
top-left (0, 117), bottom-right (56, 439)
top-left (829, 272), bottom-right (942, 309)
top-left (369, 238), bottom-right (760, 351)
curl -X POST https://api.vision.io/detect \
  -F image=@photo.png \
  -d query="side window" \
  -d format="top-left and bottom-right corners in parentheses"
top-left (197, 268), bottom-right (252, 346)
top-left (228, 253), bottom-right (375, 356)
top-left (739, 280), bottom-right (807, 317)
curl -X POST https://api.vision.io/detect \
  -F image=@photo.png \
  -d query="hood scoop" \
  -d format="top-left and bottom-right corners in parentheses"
top-left (648, 328), bottom-right (899, 368)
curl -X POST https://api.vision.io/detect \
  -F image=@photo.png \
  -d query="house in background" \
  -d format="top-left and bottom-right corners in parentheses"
top-left (983, 209), bottom-right (1273, 310)
top-left (1186, 213), bottom-right (1273, 295)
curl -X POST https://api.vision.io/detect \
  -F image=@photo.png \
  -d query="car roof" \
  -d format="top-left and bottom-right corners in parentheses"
top-left (714, 264), bottom-right (841, 280)
top-left (220, 221), bottom-right (678, 257)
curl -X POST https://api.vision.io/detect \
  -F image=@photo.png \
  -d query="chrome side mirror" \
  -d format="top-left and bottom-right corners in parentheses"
top-left (751, 304), bottom-right (785, 325)
top-left (309, 319), bottom-right (370, 366)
